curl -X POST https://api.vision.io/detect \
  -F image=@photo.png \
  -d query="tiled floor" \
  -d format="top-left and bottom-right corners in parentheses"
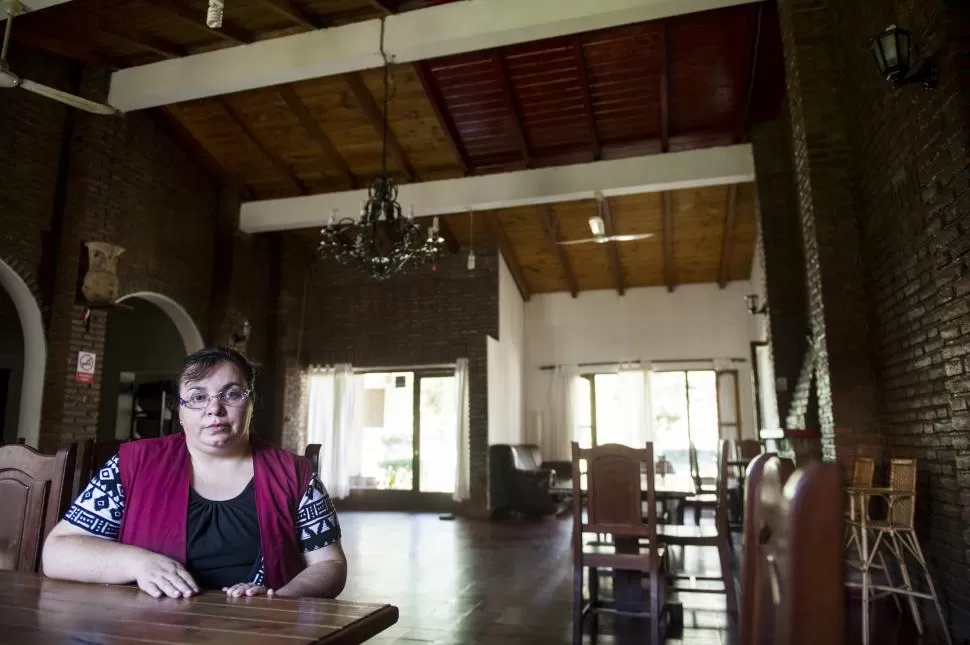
top-left (337, 511), bottom-right (733, 644)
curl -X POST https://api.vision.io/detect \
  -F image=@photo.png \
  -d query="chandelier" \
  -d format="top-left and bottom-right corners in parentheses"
top-left (318, 19), bottom-right (446, 280)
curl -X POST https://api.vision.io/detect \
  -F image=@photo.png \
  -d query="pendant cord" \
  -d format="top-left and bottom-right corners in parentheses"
top-left (378, 17), bottom-right (390, 188)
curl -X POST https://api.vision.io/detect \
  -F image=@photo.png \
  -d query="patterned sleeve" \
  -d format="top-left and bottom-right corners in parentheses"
top-left (295, 472), bottom-right (342, 553)
top-left (63, 453), bottom-right (125, 540)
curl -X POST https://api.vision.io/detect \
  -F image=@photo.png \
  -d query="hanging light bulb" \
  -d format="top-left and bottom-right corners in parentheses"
top-left (206, 0), bottom-right (224, 28)
top-left (466, 208), bottom-right (475, 270)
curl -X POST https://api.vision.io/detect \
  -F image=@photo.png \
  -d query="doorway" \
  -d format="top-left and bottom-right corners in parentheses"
top-left (355, 369), bottom-right (458, 495)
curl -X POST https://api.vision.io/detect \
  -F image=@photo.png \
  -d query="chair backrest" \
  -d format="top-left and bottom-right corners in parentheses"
top-left (0, 443), bottom-right (77, 572)
top-left (571, 441), bottom-right (658, 563)
top-left (303, 443), bottom-right (321, 474)
top-left (743, 458), bottom-right (844, 645)
top-left (739, 453), bottom-right (794, 645)
top-left (888, 458), bottom-right (917, 528)
top-left (73, 438), bottom-right (124, 499)
top-left (849, 456), bottom-right (875, 488)
top-left (736, 439), bottom-right (762, 460)
top-left (688, 441), bottom-right (702, 490)
top-left (714, 439), bottom-right (732, 528)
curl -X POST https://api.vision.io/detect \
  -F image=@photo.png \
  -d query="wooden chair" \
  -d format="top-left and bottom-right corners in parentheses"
top-left (0, 443), bottom-right (77, 572)
top-left (735, 439), bottom-right (762, 461)
top-left (303, 443), bottom-right (321, 474)
top-left (571, 441), bottom-right (666, 645)
top-left (681, 441), bottom-right (718, 525)
top-left (657, 439), bottom-right (738, 614)
top-left (741, 457), bottom-right (845, 645)
top-left (73, 438), bottom-right (124, 499)
top-left (739, 452), bottom-right (794, 645)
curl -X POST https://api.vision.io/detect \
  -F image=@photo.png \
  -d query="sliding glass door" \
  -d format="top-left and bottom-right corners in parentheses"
top-left (356, 370), bottom-right (457, 493)
top-left (652, 370), bottom-right (719, 480)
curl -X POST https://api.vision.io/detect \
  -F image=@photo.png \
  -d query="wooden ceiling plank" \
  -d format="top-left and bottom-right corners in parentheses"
top-left (491, 51), bottom-right (532, 165)
top-left (219, 98), bottom-right (307, 195)
top-left (11, 22), bottom-right (120, 69)
top-left (159, 105), bottom-right (254, 199)
top-left (660, 20), bottom-right (670, 153)
top-left (415, 61), bottom-right (472, 174)
top-left (95, 24), bottom-right (185, 60)
top-left (598, 196), bottom-right (625, 295)
top-left (662, 191), bottom-right (675, 292)
top-left (367, 0), bottom-right (396, 14)
top-left (277, 85), bottom-right (357, 189)
top-left (152, 1), bottom-right (251, 45)
top-left (484, 216), bottom-right (531, 301)
top-left (717, 184), bottom-right (738, 288)
top-left (736, 2), bottom-right (763, 142)
top-left (343, 72), bottom-right (418, 182)
top-left (254, 0), bottom-right (324, 29)
top-left (571, 36), bottom-right (600, 161)
top-left (539, 205), bottom-right (578, 298)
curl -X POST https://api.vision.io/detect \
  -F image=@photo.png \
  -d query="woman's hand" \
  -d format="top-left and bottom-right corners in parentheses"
top-left (223, 583), bottom-right (274, 598)
top-left (127, 551), bottom-right (199, 599)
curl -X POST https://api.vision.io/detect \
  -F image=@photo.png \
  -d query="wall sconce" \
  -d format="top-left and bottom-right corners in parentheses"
top-left (870, 25), bottom-right (938, 89)
top-left (746, 294), bottom-right (768, 315)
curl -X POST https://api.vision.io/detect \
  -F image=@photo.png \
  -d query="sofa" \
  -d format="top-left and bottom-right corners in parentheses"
top-left (489, 444), bottom-right (567, 518)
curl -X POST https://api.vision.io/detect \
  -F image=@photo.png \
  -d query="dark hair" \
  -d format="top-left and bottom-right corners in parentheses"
top-left (177, 346), bottom-right (255, 393)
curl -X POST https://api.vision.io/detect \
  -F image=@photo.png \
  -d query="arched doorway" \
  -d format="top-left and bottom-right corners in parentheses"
top-left (97, 293), bottom-right (203, 442)
top-left (0, 260), bottom-right (45, 448)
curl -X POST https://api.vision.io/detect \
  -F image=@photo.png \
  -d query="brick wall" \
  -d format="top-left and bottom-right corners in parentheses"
top-left (294, 245), bottom-right (499, 508)
top-left (769, 0), bottom-right (970, 637)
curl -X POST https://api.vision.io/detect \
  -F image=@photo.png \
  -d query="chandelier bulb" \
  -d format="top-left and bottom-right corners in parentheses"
top-left (359, 199), bottom-right (365, 217)
top-left (408, 205), bottom-right (415, 219)
top-left (467, 248), bottom-right (476, 271)
top-left (329, 209), bottom-right (337, 225)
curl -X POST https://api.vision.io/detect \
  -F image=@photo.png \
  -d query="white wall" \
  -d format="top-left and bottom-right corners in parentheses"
top-left (524, 281), bottom-right (761, 442)
top-left (487, 252), bottom-right (526, 445)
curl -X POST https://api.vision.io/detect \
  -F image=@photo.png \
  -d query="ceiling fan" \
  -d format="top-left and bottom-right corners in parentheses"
top-left (557, 191), bottom-right (655, 246)
top-left (0, 0), bottom-right (119, 115)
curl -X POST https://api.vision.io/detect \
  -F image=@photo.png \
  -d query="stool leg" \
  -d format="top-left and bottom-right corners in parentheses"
top-left (904, 531), bottom-right (952, 645)
top-left (887, 532), bottom-right (924, 635)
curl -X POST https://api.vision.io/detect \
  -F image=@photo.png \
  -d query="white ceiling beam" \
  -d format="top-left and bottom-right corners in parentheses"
top-left (108, 0), bottom-right (760, 112)
top-left (240, 144), bottom-right (755, 233)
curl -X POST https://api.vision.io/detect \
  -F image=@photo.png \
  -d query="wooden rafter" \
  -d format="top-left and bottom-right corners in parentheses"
top-left (158, 106), bottom-right (254, 200)
top-left (344, 73), bottom-right (417, 182)
top-left (367, 0), bottom-right (396, 13)
top-left (598, 196), bottom-right (624, 295)
top-left (737, 2), bottom-right (764, 142)
top-left (254, 0), bottom-right (323, 29)
top-left (717, 185), bottom-right (739, 288)
top-left (415, 62), bottom-right (471, 174)
top-left (539, 205), bottom-right (578, 298)
top-left (11, 22), bottom-right (119, 69)
top-left (219, 99), bottom-right (307, 195)
top-left (152, 1), bottom-right (251, 45)
top-left (278, 85), bottom-right (357, 189)
top-left (571, 36), bottom-right (600, 161)
top-left (660, 21), bottom-right (671, 153)
top-left (491, 51), bottom-right (532, 166)
top-left (483, 216), bottom-right (531, 301)
top-left (662, 192), bottom-right (675, 292)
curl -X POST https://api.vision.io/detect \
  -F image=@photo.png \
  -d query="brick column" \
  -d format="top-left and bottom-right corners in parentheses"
top-left (777, 0), bottom-right (882, 461)
top-left (750, 108), bottom-right (811, 428)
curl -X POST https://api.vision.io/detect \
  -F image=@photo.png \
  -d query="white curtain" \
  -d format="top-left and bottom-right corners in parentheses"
top-left (613, 363), bottom-right (654, 448)
top-left (543, 364), bottom-right (579, 461)
top-left (453, 358), bottom-right (471, 502)
top-left (306, 364), bottom-right (361, 500)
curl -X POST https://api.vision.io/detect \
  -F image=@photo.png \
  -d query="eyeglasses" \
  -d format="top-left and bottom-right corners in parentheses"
top-left (178, 388), bottom-right (251, 410)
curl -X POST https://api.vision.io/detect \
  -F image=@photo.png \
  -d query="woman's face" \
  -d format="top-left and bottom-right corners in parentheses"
top-left (178, 361), bottom-right (253, 453)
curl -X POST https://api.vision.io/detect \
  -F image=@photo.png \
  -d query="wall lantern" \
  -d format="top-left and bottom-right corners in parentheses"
top-left (746, 294), bottom-right (768, 316)
top-left (870, 25), bottom-right (938, 89)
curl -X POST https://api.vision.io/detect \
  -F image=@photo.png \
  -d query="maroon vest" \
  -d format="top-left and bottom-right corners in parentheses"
top-left (117, 433), bottom-right (312, 590)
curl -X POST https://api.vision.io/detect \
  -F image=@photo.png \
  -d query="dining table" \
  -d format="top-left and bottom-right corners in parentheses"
top-left (0, 570), bottom-right (398, 645)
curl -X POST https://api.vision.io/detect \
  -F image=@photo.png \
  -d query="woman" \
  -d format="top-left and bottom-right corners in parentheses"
top-left (42, 347), bottom-right (346, 600)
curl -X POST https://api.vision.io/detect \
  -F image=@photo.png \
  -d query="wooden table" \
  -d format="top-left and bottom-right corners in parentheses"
top-left (0, 571), bottom-right (398, 645)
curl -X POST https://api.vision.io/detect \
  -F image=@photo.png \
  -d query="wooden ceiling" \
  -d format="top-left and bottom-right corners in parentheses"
top-left (299, 182), bottom-right (758, 298)
top-left (14, 0), bottom-right (780, 295)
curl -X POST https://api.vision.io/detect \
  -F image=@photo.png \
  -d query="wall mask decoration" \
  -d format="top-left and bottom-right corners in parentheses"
top-left (81, 241), bottom-right (125, 304)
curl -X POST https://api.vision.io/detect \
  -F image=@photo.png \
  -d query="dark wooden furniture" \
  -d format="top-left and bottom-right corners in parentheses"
top-left (740, 457), bottom-right (844, 645)
top-left (681, 441), bottom-right (718, 524)
top-left (657, 439), bottom-right (738, 614)
top-left (304, 442), bottom-right (321, 473)
top-left (570, 441), bottom-right (666, 645)
top-left (489, 443), bottom-right (558, 517)
top-left (73, 438), bottom-right (124, 498)
top-left (735, 439), bottom-right (762, 460)
top-left (0, 570), bottom-right (398, 644)
top-left (0, 443), bottom-right (77, 573)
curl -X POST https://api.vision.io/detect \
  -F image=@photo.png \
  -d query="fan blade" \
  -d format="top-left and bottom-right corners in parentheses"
top-left (558, 237), bottom-right (607, 245)
top-left (20, 78), bottom-right (119, 115)
top-left (609, 233), bottom-right (655, 242)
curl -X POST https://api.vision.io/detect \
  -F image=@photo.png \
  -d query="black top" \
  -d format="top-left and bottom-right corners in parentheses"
top-left (186, 479), bottom-right (261, 589)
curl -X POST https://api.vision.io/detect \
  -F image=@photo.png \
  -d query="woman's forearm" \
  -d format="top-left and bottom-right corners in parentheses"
top-left (42, 535), bottom-right (146, 584)
top-left (274, 561), bottom-right (347, 598)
